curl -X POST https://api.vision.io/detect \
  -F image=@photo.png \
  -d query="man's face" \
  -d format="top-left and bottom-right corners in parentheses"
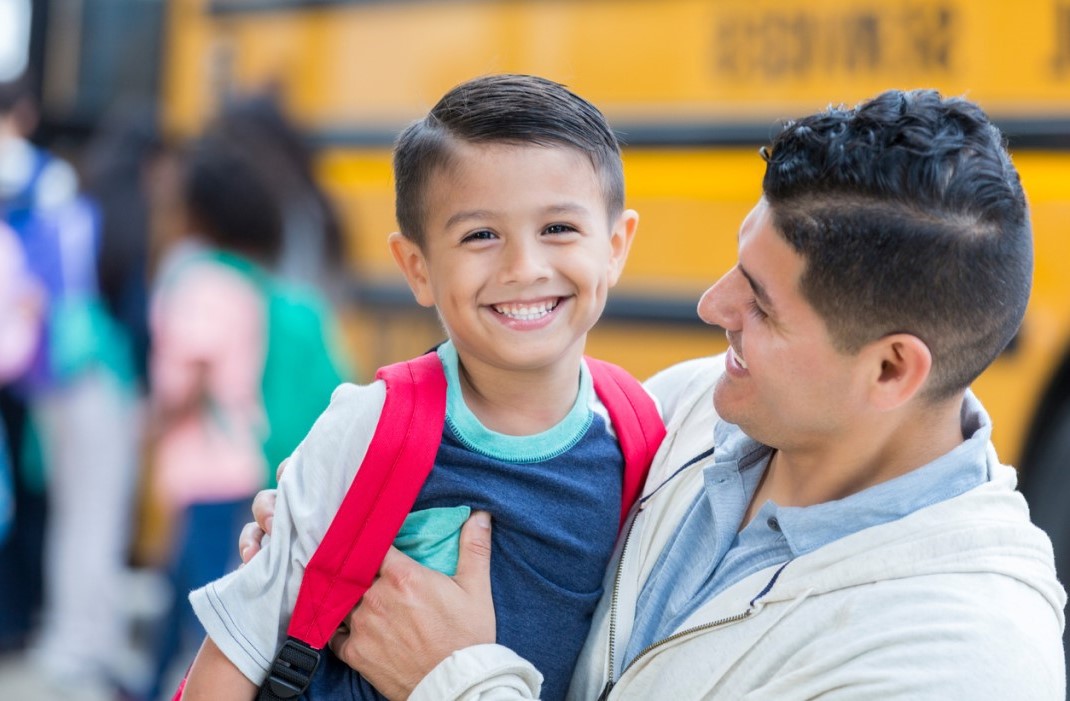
top-left (698, 198), bottom-right (868, 451)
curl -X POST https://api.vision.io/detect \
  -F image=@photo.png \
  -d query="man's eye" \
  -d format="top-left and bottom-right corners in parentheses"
top-left (748, 299), bottom-right (768, 320)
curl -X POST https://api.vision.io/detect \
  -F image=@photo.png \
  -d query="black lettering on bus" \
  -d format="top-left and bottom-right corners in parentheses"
top-left (715, 17), bottom-right (742, 77)
top-left (757, 13), bottom-right (815, 78)
top-left (841, 11), bottom-right (881, 73)
top-left (903, 4), bottom-right (955, 71)
top-left (1054, 1), bottom-right (1070, 75)
top-left (712, 4), bottom-right (954, 82)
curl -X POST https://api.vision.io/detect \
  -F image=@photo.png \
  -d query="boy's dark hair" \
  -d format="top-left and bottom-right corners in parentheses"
top-left (393, 74), bottom-right (625, 245)
top-left (182, 131), bottom-right (282, 261)
top-left (761, 89), bottom-right (1032, 400)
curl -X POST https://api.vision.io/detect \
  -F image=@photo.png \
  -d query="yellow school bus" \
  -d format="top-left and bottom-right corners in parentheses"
top-left (161, 0), bottom-right (1070, 649)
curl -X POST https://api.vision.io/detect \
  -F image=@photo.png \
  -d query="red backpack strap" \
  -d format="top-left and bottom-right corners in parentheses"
top-left (586, 357), bottom-right (666, 532)
top-left (258, 351), bottom-right (446, 700)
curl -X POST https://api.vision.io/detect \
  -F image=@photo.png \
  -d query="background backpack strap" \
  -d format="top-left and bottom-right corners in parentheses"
top-left (258, 351), bottom-right (446, 700)
top-left (586, 357), bottom-right (666, 532)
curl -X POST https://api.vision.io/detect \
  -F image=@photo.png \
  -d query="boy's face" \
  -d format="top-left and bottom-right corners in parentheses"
top-left (391, 141), bottom-right (637, 377)
top-left (697, 198), bottom-right (871, 451)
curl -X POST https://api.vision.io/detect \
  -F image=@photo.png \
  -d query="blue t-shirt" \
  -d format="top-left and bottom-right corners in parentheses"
top-left (304, 343), bottom-right (624, 701)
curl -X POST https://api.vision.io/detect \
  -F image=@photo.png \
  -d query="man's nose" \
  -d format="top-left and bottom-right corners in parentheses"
top-left (698, 266), bottom-right (744, 329)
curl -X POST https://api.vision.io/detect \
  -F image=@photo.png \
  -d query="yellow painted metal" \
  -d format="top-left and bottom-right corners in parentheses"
top-left (161, 0), bottom-right (1070, 466)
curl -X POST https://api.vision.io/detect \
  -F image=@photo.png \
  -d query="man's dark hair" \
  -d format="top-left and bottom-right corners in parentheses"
top-left (182, 131), bottom-right (282, 262)
top-left (393, 74), bottom-right (625, 245)
top-left (761, 89), bottom-right (1032, 400)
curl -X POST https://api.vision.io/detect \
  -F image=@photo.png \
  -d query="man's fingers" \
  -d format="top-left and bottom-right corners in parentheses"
top-left (453, 510), bottom-right (493, 597)
top-left (238, 522), bottom-right (265, 563)
top-left (275, 458), bottom-right (289, 484)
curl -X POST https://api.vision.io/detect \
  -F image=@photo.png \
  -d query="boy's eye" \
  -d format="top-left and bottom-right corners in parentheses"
top-left (461, 230), bottom-right (497, 243)
top-left (544, 223), bottom-right (577, 235)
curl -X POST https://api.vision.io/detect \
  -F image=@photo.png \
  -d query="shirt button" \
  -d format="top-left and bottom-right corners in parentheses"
top-left (767, 517), bottom-right (781, 532)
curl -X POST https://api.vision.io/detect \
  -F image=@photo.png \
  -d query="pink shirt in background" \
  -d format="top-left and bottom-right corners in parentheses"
top-left (150, 246), bottom-right (268, 508)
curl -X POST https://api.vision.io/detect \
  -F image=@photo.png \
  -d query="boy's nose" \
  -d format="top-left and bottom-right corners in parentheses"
top-left (698, 266), bottom-right (744, 330)
top-left (500, 239), bottom-right (551, 285)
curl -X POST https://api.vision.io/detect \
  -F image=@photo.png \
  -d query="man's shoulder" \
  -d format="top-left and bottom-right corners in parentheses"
top-left (643, 354), bottom-right (725, 424)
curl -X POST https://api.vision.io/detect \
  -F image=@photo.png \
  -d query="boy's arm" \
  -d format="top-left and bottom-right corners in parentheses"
top-left (187, 381), bottom-right (388, 690)
top-left (182, 637), bottom-right (258, 700)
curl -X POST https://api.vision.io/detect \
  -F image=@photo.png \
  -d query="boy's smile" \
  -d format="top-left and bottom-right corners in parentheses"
top-left (391, 141), bottom-right (637, 383)
top-left (491, 296), bottom-right (562, 327)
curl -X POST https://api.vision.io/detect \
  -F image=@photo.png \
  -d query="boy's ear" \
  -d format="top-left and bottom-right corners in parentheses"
top-left (863, 333), bottom-right (933, 411)
top-left (607, 209), bottom-right (639, 287)
top-left (388, 232), bottom-right (435, 307)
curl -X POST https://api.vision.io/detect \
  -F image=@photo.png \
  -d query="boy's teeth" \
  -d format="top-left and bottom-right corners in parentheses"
top-left (494, 300), bottom-right (558, 320)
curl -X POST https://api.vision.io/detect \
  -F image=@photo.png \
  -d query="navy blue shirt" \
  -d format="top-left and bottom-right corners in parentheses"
top-left (305, 343), bottom-right (624, 701)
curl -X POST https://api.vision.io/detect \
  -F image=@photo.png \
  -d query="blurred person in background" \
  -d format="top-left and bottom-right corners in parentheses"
top-left (83, 101), bottom-right (162, 398)
top-left (0, 73), bottom-right (141, 700)
top-left (214, 92), bottom-right (350, 305)
top-left (143, 122), bottom-right (350, 701)
top-left (0, 219), bottom-right (44, 547)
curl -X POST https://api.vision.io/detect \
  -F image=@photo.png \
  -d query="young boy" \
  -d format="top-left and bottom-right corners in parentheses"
top-left (181, 74), bottom-right (643, 701)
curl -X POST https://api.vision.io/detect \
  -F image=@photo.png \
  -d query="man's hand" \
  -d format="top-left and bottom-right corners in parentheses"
top-left (237, 459), bottom-right (286, 563)
top-left (329, 510), bottom-right (497, 701)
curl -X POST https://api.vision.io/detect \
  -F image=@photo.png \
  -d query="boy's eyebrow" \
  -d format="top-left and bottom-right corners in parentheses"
top-left (445, 209), bottom-right (494, 230)
top-left (444, 203), bottom-right (592, 230)
top-left (544, 203), bottom-right (591, 216)
top-left (739, 265), bottom-right (775, 312)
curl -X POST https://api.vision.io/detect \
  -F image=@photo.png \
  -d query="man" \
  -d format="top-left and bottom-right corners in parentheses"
top-left (243, 89), bottom-right (1066, 699)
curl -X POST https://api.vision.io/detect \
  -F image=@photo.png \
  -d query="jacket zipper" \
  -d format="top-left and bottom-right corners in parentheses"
top-left (596, 520), bottom-right (790, 700)
top-left (597, 608), bottom-right (754, 701)
top-left (597, 446), bottom-right (724, 701)
top-left (598, 511), bottom-right (638, 701)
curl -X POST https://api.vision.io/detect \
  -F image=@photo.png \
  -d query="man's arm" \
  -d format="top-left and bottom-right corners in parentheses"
top-left (182, 637), bottom-right (258, 700)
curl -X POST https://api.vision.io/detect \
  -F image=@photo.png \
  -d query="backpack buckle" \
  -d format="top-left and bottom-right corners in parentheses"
top-left (260, 637), bottom-right (321, 699)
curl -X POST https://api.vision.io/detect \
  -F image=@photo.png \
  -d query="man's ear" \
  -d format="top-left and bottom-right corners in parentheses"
top-left (863, 333), bottom-right (933, 411)
top-left (388, 232), bottom-right (434, 308)
top-left (606, 209), bottom-right (639, 287)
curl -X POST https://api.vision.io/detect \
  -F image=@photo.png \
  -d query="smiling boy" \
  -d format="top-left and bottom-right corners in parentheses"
top-left (179, 74), bottom-right (645, 701)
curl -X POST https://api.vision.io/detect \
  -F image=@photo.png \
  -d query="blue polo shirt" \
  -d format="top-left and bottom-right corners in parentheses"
top-left (623, 393), bottom-right (992, 667)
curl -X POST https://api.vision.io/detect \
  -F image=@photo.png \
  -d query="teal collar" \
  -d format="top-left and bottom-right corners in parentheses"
top-left (436, 340), bottom-right (593, 463)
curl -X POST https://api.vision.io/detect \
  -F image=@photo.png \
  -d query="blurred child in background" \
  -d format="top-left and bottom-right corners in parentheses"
top-left (213, 93), bottom-right (349, 303)
top-left (144, 121), bottom-right (350, 700)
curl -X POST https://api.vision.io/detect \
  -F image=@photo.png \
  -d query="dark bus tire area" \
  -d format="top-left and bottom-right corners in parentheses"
top-left (1020, 403), bottom-right (1070, 693)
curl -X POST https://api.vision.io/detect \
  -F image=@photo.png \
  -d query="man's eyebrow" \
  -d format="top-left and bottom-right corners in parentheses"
top-left (739, 265), bottom-right (775, 311)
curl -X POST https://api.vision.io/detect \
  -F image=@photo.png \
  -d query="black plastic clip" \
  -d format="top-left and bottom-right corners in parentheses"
top-left (258, 637), bottom-right (322, 700)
